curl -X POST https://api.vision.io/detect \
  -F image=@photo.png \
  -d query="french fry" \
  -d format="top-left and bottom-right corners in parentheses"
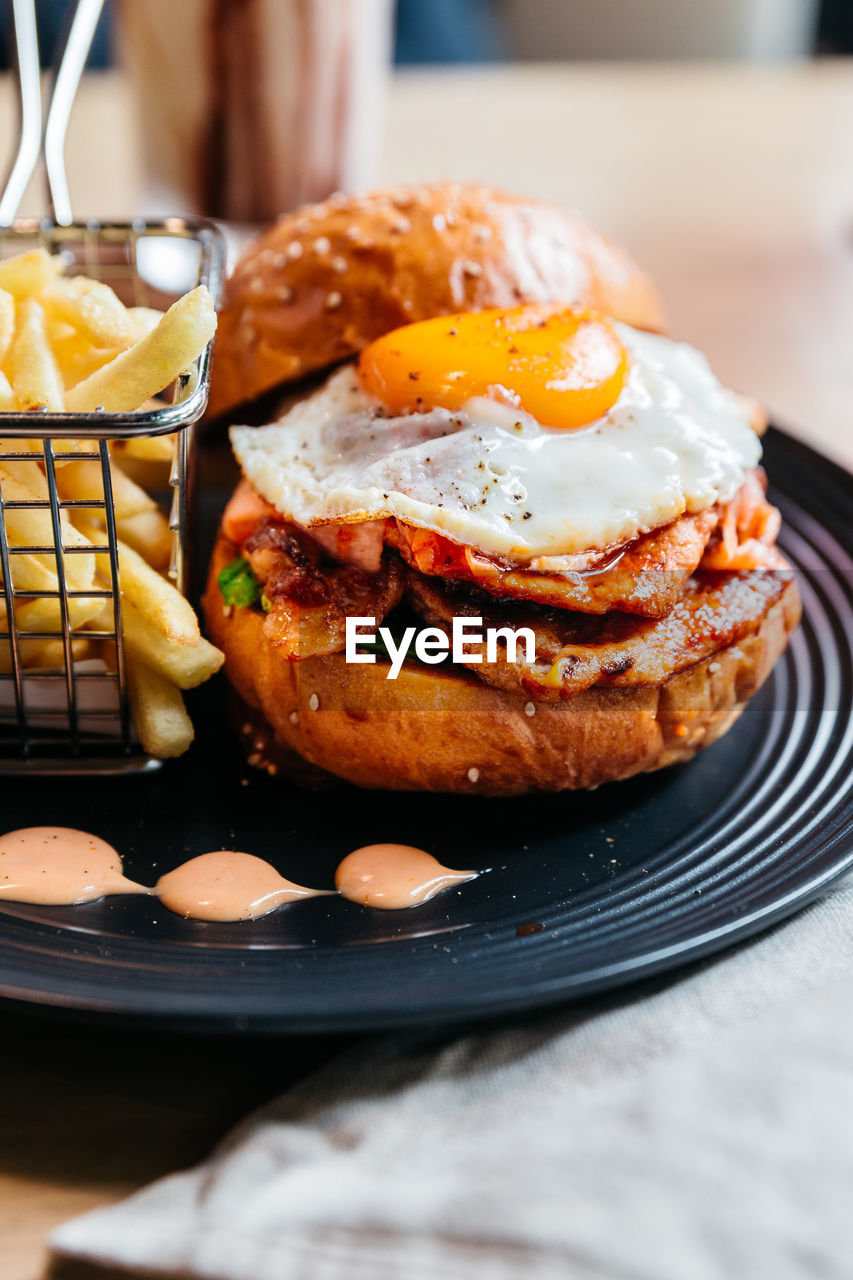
top-left (0, 288), bottom-right (15, 365)
top-left (115, 509), bottom-right (172, 571)
top-left (65, 286), bottom-right (216, 413)
top-left (125, 655), bottom-right (194, 758)
top-left (54, 457), bottom-right (156, 519)
top-left (0, 472), bottom-right (95, 588)
top-left (1, 547), bottom-right (60, 594)
top-left (66, 512), bottom-right (106, 544)
top-left (21, 637), bottom-right (91, 670)
top-left (1, 547), bottom-right (104, 633)
top-left (14, 592), bottom-right (107, 635)
top-left (127, 306), bottom-right (163, 339)
top-left (121, 599), bottom-right (223, 689)
top-left (0, 371), bottom-right (15, 411)
top-left (0, 452), bottom-right (47, 495)
top-left (51, 329), bottom-right (123, 389)
top-left (41, 276), bottom-right (137, 350)
top-left (0, 248), bottom-right (62, 298)
top-left (8, 298), bottom-right (65, 411)
top-left (117, 539), bottom-right (199, 645)
top-left (0, 635), bottom-right (93, 675)
top-left (111, 433), bottom-right (174, 463)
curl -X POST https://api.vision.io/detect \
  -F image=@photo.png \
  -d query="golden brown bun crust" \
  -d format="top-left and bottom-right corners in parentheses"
top-left (204, 534), bottom-right (801, 797)
top-left (209, 182), bottom-right (667, 418)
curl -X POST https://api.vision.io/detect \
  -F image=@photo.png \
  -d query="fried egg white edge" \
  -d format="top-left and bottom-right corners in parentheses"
top-left (230, 324), bottom-right (762, 561)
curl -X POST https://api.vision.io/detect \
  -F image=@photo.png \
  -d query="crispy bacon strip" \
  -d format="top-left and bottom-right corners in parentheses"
top-left (392, 510), bottom-right (719, 618)
top-left (224, 468), bottom-right (783, 622)
top-left (392, 470), bottom-right (781, 616)
top-left (243, 519), bottom-right (403, 660)
top-left (222, 479), bottom-right (279, 547)
top-left (222, 480), bottom-right (389, 572)
top-left (701, 469), bottom-right (784, 570)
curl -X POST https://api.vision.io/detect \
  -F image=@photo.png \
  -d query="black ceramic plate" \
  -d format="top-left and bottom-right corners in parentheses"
top-left (0, 427), bottom-right (850, 1032)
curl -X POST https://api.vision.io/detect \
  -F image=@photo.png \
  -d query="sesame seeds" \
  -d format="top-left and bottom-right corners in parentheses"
top-left (462, 260), bottom-right (483, 278)
top-left (331, 255), bottom-right (348, 274)
top-left (248, 276), bottom-right (265, 295)
top-left (708, 661), bottom-right (721, 673)
top-left (289, 710), bottom-right (299, 726)
top-left (391, 216), bottom-right (411, 234)
top-left (313, 236), bottom-right (331, 255)
top-left (325, 291), bottom-right (343, 311)
top-left (276, 284), bottom-right (295, 304)
top-left (286, 240), bottom-right (303, 260)
top-left (473, 224), bottom-right (493, 243)
top-left (308, 693), bottom-right (320, 711)
top-left (432, 213), bottom-right (446, 233)
top-left (467, 767), bottom-right (480, 783)
top-left (525, 702), bottom-right (536, 717)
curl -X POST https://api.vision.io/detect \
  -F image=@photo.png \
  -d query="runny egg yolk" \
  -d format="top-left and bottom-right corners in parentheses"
top-left (357, 304), bottom-right (628, 429)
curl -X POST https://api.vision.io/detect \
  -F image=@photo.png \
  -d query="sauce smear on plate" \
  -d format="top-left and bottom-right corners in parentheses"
top-left (335, 843), bottom-right (477, 909)
top-left (0, 829), bottom-right (479, 918)
top-left (0, 827), bottom-right (148, 905)
top-left (155, 850), bottom-right (334, 921)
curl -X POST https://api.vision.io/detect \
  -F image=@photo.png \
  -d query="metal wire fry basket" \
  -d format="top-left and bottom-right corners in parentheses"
top-left (0, 218), bottom-right (225, 772)
top-left (0, 0), bottom-right (226, 772)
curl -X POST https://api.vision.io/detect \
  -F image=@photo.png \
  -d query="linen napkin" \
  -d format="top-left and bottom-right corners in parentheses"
top-left (51, 875), bottom-right (853, 1280)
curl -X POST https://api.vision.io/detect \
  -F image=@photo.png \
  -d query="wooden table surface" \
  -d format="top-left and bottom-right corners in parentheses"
top-left (1, 60), bottom-right (851, 1280)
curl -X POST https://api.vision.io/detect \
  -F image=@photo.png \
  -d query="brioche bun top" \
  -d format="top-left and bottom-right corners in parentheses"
top-left (208, 181), bottom-right (666, 418)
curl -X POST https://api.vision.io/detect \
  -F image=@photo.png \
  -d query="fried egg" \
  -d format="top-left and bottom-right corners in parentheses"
top-left (230, 307), bottom-right (762, 561)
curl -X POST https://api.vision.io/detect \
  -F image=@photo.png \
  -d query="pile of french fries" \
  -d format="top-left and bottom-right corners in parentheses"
top-left (0, 247), bottom-right (223, 757)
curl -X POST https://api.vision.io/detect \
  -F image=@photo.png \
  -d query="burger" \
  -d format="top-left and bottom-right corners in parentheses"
top-left (203, 182), bottom-right (800, 796)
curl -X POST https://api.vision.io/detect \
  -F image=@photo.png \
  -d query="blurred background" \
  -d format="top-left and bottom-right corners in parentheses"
top-left (3, 0), bottom-right (853, 68)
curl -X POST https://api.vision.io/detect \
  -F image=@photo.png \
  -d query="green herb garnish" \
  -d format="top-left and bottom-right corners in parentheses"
top-left (218, 558), bottom-right (261, 609)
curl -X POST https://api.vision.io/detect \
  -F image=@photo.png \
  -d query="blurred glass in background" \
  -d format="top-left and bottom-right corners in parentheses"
top-left (3, 0), bottom-right (850, 223)
top-left (498, 0), bottom-right (819, 61)
top-left (6, 0), bottom-right (853, 68)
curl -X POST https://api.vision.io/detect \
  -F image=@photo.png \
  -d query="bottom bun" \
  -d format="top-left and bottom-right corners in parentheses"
top-left (204, 534), bottom-right (801, 797)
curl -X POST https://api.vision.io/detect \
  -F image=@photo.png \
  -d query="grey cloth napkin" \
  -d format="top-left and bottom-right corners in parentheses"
top-left (51, 877), bottom-right (853, 1280)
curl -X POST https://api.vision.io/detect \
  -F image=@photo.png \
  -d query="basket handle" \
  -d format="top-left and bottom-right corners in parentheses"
top-left (0, 0), bottom-right (42, 226)
top-left (0, 0), bottom-right (105, 227)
